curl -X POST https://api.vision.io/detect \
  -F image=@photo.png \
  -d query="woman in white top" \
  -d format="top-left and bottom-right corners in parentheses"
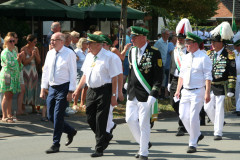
top-left (73, 38), bottom-right (88, 111)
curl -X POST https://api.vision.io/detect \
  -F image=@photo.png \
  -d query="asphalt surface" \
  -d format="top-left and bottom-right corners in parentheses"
top-left (0, 109), bottom-right (240, 160)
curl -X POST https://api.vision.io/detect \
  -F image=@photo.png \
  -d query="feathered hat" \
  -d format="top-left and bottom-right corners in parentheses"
top-left (210, 22), bottom-right (234, 42)
top-left (233, 31), bottom-right (240, 46)
top-left (176, 18), bottom-right (192, 38)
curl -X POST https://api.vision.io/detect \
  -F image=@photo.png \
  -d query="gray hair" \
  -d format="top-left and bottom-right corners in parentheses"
top-left (76, 38), bottom-right (87, 49)
top-left (161, 28), bottom-right (169, 34)
top-left (51, 22), bottom-right (60, 30)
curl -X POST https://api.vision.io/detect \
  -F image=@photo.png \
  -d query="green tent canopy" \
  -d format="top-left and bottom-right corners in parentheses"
top-left (72, 0), bottom-right (145, 19)
top-left (0, 0), bottom-right (85, 19)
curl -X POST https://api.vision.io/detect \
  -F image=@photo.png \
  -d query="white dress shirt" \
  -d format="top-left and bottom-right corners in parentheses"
top-left (234, 50), bottom-right (240, 79)
top-left (137, 42), bottom-right (148, 64)
top-left (81, 48), bottom-right (121, 88)
top-left (41, 46), bottom-right (77, 91)
top-left (179, 49), bottom-right (212, 89)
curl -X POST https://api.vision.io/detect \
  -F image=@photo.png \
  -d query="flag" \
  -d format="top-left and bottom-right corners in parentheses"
top-left (232, 18), bottom-right (237, 32)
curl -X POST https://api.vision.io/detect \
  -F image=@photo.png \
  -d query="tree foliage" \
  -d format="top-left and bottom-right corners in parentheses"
top-left (79, 0), bottom-right (219, 25)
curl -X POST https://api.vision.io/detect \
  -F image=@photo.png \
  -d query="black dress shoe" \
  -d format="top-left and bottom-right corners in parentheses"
top-left (139, 155), bottom-right (148, 160)
top-left (148, 142), bottom-right (152, 149)
top-left (65, 130), bottom-right (77, 146)
top-left (91, 151), bottom-right (103, 157)
top-left (214, 135), bottom-right (222, 140)
top-left (197, 134), bottom-right (204, 144)
top-left (176, 129), bottom-right (185, 136)
top-left (187, 146), bottom-right (197, 153)
top-left (110, 123), bottom-right (117, 134)
top-left (135, 152), bottom-right (140, 158)
top-left (45, 145), bottom-right (59, 154)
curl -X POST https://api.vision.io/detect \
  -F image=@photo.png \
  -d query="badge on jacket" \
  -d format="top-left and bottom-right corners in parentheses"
top-left (158, 59), bottom-right (162, 67)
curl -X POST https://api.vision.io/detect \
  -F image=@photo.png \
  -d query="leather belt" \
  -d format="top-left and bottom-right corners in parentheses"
top-left (184, 88), bottom-right (199, 90)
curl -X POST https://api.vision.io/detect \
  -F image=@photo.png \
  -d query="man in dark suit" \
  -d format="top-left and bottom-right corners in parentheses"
top-left (126, 26), bottom-right (163, 160)
top-left (204, 22), bottom-right (236, 141)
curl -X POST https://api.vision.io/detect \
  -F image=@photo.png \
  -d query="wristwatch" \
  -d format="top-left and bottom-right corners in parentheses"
top-left (112, 93), bottom-right (116, 96)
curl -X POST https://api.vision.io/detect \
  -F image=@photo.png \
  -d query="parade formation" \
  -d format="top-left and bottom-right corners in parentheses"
top-left (1, 1), bottom-right (240, 160)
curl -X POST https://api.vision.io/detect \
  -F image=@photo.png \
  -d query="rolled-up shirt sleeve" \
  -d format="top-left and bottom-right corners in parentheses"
top-left (41, 52), bottom-right (50, 89)
top-left (68, 51), bottom-right (77, 91)
top-left (203, 55), bottom-right (213, 81)
top-left (108, 53), bottom-right (122, 78)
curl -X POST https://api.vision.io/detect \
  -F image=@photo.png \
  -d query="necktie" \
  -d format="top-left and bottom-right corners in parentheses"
top-left (185, 53), bottom-right (193, 85)
top-left (213, 52), bottom-right (218, 64)
top-left (49, 51), bottom-right (59, 82)
top-left (87, 55), bottom-right (98, 85)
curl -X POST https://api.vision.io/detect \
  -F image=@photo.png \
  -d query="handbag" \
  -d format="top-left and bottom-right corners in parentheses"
top-left (4, 72), bottom-right (11, 85)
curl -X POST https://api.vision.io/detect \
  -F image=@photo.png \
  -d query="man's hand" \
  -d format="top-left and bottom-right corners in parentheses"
top-left (227, 92), bottom-right (234, 97)
top-left (205, 91), bottom-right (211, 103)
top-left (67, 92), bottom-right (72, 102)
top-left (118, 91), bottom-right (124, 102)
top-left (174, 91), bottom-right (180, 99)
top-left (40, 88), bottom-right (47, 99)
top-left (111, 96), bottom-right (118, 106)
top-left (147, 96), bottom-right (156, 107)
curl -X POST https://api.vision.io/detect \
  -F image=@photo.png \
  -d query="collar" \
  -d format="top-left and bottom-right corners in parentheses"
top-left (54, 46), bottom-right (65, 54)
top-left (90, 47), bottom-right (104, 59)
top-left (216, 47), bottom-right (224, 56)
top-left (139, 42), bottom-right (148, 55)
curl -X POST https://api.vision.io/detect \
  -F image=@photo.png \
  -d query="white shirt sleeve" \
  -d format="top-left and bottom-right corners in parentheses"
top-left (68, 51), bottom-right (77, 91)
top-left (203, 55), bottom-right (213, 81)
top-left (108, 53), bottom-right (122, 78)
top-left (41, 51), bottom-right (50, 89)
top-left (179, 56), bottom-right (187, 78)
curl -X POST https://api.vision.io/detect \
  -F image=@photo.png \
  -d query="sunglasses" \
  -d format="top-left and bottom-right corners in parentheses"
top-left (9, 40), bottom-right (15, 43)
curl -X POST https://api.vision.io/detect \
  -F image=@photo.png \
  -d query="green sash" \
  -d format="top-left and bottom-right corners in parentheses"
top-left (131, 47), bottom-right (158, 122)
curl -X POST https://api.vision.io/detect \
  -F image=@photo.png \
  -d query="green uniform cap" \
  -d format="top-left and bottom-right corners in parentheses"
top-left (87, 33), bottom-right (105, 43)
top-left (185, 32), bottom-right (203, 44)
top-left (234, 39), bottom-right (240, 46)
top-left (100, 35), bottom-right (112, 45)
top-left (131, 26), bottom-right (149, 36)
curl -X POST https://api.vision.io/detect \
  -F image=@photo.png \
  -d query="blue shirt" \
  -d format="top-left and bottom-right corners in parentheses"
top-left (75, 48), bottom-right (87, 69)
top-left (125, 35), bottom-right (132, 56)
top-left (165, 42), bottom-right (175, 70)
top-left (154, 38), bottom-right (168, 66)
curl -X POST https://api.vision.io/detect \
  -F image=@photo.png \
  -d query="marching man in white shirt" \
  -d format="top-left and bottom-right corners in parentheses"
top-left (233, 31), bottom-right (240, 116)
top-left (72, 33), bottom-right (120, 158)
top-left (175, 32), bottom-right (212, 153)
top-left (40, 32), bottom-right (77, 154)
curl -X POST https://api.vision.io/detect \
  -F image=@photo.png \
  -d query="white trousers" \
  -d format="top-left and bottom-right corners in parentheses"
top-left (179, 87), bottom-right (205, 147)
top-left (204, 91), bottom-right (225, 136)
top-left (126, 97), bottom-right (151, 156)
top-left (235, 79), bottom-right (240, 111)
top-left (106, 105), bottom-right (114, 133)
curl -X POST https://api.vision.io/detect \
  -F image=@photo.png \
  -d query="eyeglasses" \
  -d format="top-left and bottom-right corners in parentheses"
top-left (50, 39), bottom-right (62, 42)
top-left (9, 40), bottom-right (15, 43)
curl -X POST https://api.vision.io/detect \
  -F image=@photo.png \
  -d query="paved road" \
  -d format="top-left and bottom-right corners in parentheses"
top-left (0, 111), bottom-right (240, 160)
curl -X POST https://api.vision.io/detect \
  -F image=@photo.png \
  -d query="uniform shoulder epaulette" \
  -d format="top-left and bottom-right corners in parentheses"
top-left (227, 49), bottom-right (235, 60)
top-left (206, 50), bottom-right (212, 56)
top-left (151, 46), bottom-right (158, 51)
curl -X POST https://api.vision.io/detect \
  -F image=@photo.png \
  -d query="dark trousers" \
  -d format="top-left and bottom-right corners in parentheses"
top-left (86, 83), bottom-right (112, 152)
top-left (170, 88), bottom-right (186, 131)
top-left (47, 82), bottom-right (75, 147)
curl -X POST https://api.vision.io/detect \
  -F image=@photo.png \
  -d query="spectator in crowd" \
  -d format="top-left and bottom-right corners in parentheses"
top-left (46, 22), bottom-right (61, 50)
top-left (0, 33), bottom-right (4, 52)
top-left (6, 32), bottom-right (25, 115)
top-left (72, 38), bottom-right (88, 111)
top-left (21, 34), bottom-right (41, 113)
top-left (123, 27), bottom-right (132, 89)
top-left (70, 31), bottom-right (80, 50)
top-left (154, 28), bottom-right (170, 99)
top-left (0, 34), bottom-right (24, 123)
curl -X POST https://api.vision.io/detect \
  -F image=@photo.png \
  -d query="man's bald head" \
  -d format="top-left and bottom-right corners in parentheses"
top-left (51, 22), bottom-right (61, 33)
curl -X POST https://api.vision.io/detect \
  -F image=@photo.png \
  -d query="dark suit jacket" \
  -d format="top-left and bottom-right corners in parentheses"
top-left (127, 43), bottom-right (163, 102)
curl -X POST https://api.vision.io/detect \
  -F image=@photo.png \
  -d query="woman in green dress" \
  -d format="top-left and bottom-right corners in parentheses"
top-left (0, 35), bottom-right (24, 123)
